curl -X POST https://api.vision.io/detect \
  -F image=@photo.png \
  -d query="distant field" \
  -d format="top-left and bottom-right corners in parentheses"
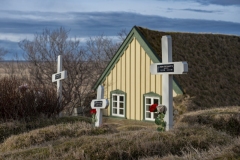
top-left (0, 61), bottom-right (30, 79)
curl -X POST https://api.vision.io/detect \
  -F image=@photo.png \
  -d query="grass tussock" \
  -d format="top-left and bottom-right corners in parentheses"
top-left (142, 138), bottom-right (240, 160)
top-left (0, 125), bottom-right (233, 159)
top-left (179, 106), bottom-right (240, 136)
top-left (0, 116), bottom-right (91, 144)
top-left (0, 121), bottom-right (92, 152)
top-left (1, 106), bottom-right (239, 160)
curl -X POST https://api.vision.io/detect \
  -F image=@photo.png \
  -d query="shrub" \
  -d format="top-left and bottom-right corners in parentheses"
top-left (0, 77), bottom-right (60, 121)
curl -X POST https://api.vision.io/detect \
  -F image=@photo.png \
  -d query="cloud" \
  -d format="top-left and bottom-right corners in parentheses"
top-left (181, 8), bottom-right (221, 13)
top-left (1, 11), bottom-right (240, 60)
top-left (0, 33), bottom-right (34, 42)
top-left (1, 11), bottom-right (239, 36)
top-left (195, 0), bottom-right (240, 6)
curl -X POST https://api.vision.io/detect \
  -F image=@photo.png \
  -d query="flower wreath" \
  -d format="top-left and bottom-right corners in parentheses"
top-left (149, 104), bottom-right (167, 131)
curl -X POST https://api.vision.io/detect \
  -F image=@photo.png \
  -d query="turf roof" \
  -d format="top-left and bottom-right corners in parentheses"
top-left (135, 26), bottom-right (240, 110)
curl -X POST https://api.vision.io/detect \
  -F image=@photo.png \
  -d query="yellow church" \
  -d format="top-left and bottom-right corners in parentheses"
top-left (93, 26), bottom-right (184, 121)
top-left (93, 26), bottom-right (240, 119)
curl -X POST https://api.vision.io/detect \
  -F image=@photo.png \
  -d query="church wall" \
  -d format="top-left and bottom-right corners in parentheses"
top-left (103, 37), bottom-right (176, 120)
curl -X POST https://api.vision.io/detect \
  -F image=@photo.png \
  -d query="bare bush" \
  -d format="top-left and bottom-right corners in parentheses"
top-left (86, 29), bottom-right (127, 75)
top-left (0, 77), bottom-right (59, 121)
top-left (18, 27), bottom-right (125, 116)
top-left (86, 35), bottom-right (121, 75)
top-left (19, 27), bottom-right (96, 115)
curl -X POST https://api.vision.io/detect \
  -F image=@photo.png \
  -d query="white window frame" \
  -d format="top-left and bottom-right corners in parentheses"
top-left (112, 94), bottom-right (125, 117)
top-left (145, 96), bottom-right (160, 121)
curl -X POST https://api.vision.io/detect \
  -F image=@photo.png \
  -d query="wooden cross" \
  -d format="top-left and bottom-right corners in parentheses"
top-left (52, 55), bottom-right (67, 116)
top-left (150, 36), bottom-right (188, 131)
top-left (91, 85), bottom-right (109, 127)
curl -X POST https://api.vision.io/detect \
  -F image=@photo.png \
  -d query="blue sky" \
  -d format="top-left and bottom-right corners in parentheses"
top-left (0, 0), bottom-right (240, 60)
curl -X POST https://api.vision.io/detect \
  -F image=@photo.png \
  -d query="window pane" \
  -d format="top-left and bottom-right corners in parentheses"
top-left (146, 112), bottom-right (151, 118)
top-left (113, 102), bottom-right (117, 108)
top-left (119, 103), bottom-right (124, 108)
top-left (113, 108), bottom-right (117, 114)
top-left (120, 96), bottom-right (124, 102)
top-left (119, 109), bottom-right (124, 115)
top-left (154, 99), bottom-right (159, 104)
top-left (113, 95), bottom-right (117, 101)
top-left (146, 98), bottom-right (151, 104)
top-left (146, 105), bottom-right (150, 111)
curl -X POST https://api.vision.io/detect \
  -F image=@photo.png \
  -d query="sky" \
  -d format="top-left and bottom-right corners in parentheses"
top-left (0, 0), bottom-right (240, 60)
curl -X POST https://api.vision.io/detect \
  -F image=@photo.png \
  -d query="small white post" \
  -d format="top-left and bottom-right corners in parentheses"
top-left (52, 55), bottom-right (67, 117)
top-left (57, 55), bottom-right (62, 105)
top-left (91, 85), bottom-right (109, 127)
top-left (150, 36), bottom-right (188, 131)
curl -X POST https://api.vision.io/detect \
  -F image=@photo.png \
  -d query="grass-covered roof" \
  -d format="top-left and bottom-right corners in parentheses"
top-left (135, 26), bottom-right (240, 110)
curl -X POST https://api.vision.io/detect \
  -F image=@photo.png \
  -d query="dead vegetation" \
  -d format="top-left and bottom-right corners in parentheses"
top-left (136, 26), bottom-right (240, 110)
top-left (0, 106), bottom-right (239, 159)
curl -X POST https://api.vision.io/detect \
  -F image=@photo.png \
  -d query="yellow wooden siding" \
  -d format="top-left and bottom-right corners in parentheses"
top-left (140, 47), bottom-right (146, 120)
top-left (121, 51), bottom-right (126, 94)
top-left (116, 59), bottom-right (121, 89)
top-left (135, 40), bottom-right (141, 120)
top-left (103, 76), bottom-right (108, 116)
top-left (130, 38), bottom-right (136, 119)
top-left (145, 55), bottom-right (151, 93)
top-left (102, 37), bottom-right (177, 120)
top-left (125, 44), bottom-right (131, 119)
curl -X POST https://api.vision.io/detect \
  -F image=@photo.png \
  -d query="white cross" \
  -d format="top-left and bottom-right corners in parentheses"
top-left (52, 55), bottom-right (67, 116)
top-left (91, 85), bottom-right (109, 127)
top-left (150, 36), bottom-right (188, 131)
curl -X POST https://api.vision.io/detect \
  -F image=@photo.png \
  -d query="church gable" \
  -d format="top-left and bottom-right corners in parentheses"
top-left (95, 26), bottom-right (182, 120)
top-left (102, 36), bottom-right (163, 120)
top-left (94, 26), bottom-right (182, 95)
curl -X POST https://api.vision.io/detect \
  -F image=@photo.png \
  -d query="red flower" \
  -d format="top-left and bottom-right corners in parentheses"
top-left (149, 104), bottom-right (158, 112)
top-left (90, 109), bottom-right (97, 114)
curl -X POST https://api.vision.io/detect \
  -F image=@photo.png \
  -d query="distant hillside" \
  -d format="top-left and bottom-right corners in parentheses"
top-left (136, 26), bottom-right (240, 110)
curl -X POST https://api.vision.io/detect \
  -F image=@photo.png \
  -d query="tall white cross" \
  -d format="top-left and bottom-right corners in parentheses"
top-left (52, 55), bottom-right (67, 116)
top-left (150, 36), bottom-right (188, 131)
top-left (91, 85), bottom-right (109, 127)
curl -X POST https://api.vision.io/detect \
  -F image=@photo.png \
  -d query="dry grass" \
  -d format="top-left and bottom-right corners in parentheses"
top-left (178, 106), bottom-right (240, 136)
top-left (0, 126), bottom-right (233, 159)
top-left (136, 26), bottom-right (240, 110)
top-left (141, 138), bottom-right (240, 160)
top-left (0, 61), bottom-right (30, 79)
top-left (0, 116), bottom-right (91, 143)
top-left (0, 106), bottom-right (239, 159)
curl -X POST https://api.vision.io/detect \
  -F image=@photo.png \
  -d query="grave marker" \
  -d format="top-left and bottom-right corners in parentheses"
top-left (150, 36), bottom-right (188, 131)
top-left (91, 85), bottom-right (109, 127)
top-left (52, 55), bottom-right (67, 116)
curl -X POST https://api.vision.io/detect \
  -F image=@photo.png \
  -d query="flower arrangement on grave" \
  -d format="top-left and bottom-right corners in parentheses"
top-left (149, 104), bottom-right (167, 131)
top-left (90, 109), bottom-right (97, 125)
